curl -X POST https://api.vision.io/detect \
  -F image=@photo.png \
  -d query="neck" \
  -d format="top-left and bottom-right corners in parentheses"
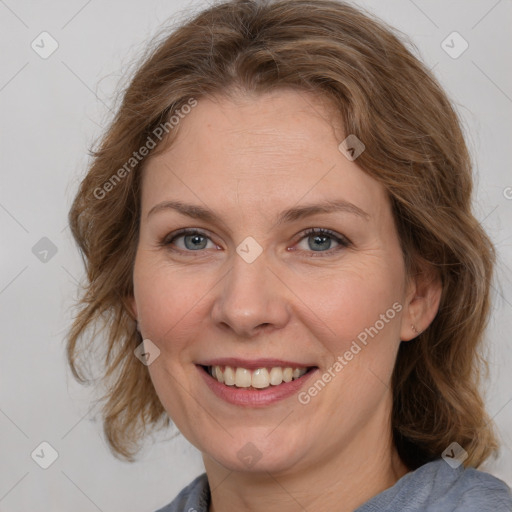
top-left (203, 404), bottom-right (410, 512)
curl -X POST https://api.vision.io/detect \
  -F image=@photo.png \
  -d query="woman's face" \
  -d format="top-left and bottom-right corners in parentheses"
top-left (131, 89), bottom-right (417, 475)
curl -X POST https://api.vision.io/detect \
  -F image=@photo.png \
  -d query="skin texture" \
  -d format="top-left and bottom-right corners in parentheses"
top-left (130, 89), bottom-right (442, 512)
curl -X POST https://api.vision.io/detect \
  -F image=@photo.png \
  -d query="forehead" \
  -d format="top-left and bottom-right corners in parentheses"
top-left (141, 89), bottom-right (388, 221)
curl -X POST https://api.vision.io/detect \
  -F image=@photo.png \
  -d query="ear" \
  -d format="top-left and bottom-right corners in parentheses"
top-left (400, 265), bottom-right (442, 341)
top-left (122, 295), bottom-right (138, 321)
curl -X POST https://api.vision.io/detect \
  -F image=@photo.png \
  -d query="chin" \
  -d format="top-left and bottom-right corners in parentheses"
top-left (201, 429), bottom-right (309, 474)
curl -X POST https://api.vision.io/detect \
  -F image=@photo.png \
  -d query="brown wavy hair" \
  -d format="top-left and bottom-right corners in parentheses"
top-left (67, 0), bottom-right (499, 467)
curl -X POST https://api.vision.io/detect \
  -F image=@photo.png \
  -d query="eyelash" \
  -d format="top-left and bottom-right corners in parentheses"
top-left (160, 227), bottom-right (351, 257)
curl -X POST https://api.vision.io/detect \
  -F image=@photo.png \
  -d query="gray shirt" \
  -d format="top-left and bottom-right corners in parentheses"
top-left (154, 458), bottom-right (512, 511)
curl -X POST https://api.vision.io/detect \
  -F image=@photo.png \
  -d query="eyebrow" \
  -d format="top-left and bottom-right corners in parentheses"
top-left (147, 199), bottom-right (370, 223)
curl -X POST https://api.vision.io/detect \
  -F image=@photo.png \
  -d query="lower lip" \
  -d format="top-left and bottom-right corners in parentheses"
top-left (197, 365), bottom-right (318, 407)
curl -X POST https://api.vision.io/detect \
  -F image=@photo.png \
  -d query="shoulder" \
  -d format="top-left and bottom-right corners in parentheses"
top-left (418, 459), bottom-right (512, 511)
top-left (357, 459), bottom-right (512, 512)
top-left (153, 473), bottom-right (209, 512)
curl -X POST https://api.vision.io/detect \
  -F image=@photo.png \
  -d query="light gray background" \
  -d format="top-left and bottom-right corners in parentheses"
top-left (0, 0), bottom-right (511, 510)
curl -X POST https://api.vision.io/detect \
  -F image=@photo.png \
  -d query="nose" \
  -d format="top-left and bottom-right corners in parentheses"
top-left (210, 249), bottom-right (291, 339)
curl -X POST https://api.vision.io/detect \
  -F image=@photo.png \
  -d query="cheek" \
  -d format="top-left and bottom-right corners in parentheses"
top-left (133, 260), bottom-right (211, 353)
top-left (291, 262), bottom-right (404, 355)
top-left (133, 261), bottom-right (213, 434)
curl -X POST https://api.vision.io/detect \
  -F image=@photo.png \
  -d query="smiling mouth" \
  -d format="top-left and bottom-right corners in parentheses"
top-left (200, 365), bottom-right (317, 390)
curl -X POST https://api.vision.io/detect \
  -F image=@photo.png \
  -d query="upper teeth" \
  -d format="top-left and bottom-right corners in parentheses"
top-left (209, 366), bottom-right (309, 389)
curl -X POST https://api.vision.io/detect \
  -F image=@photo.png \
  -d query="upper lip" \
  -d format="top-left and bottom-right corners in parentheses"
top-left (196, 358), bottom-right (317, 370)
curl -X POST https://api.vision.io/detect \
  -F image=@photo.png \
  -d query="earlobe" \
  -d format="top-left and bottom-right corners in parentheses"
top-left (410, 323), bottom-right (420, 336)
top-left (400, 267), bottom-right (442, 341)
top-left (123, 295), bottom-right (138, 321)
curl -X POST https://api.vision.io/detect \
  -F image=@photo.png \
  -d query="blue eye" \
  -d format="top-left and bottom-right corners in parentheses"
top-left (161, 228), bottom-right (350, 256)
top-left (296, 228), bottom-right (351, 255)
top-left (163, 230), bottom-right (215, 251)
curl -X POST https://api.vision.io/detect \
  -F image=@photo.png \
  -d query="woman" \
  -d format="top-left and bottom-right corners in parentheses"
top-left (66, 0), bottom-right (512, 510)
